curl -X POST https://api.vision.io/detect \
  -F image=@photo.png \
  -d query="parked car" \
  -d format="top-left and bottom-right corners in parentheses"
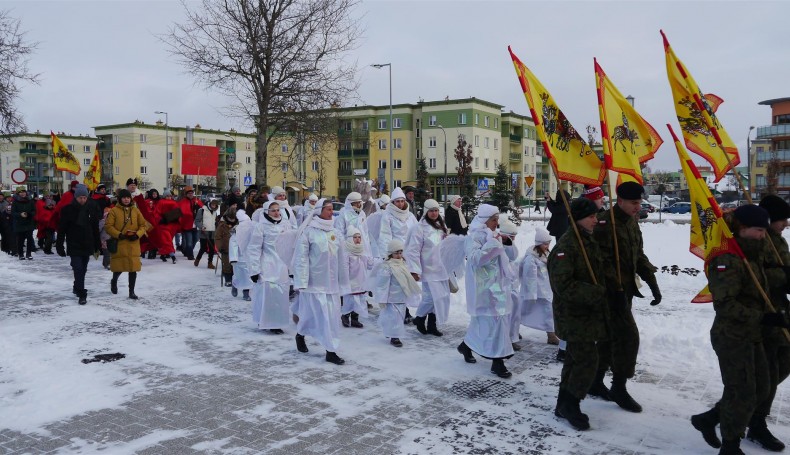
top-left (639, 206), bottom-right (649, 219)
top-left (640, 202), bottom-right (657, 213)
top-left (720, 201), bottom-right (738, 209)
top-left (661, 202), bottom-right (692, 214)
top-left (332, 201), bottom-right (344, 217)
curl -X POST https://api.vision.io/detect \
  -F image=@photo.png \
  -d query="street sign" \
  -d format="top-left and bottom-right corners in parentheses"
top-left (525, 176), bottom-right (535, 187)
top-left (11, 168), bottom-right (27, 184)
top-left (511, 173), bottom-right (518, 188)
top-left (477, 178), bottom-right (489, 192)
top-left (243, 176), bottom-right (253, 186)
top-left (353, 169), bottom-right (367, 176)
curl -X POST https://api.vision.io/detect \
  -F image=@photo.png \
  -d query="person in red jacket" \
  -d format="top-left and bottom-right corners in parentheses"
top-left (153, 188), bottom-right (181, 263)
top-left (34, 197), bottom-right (55, 254)
top-left (134, 189), bottom-right (161, 259)
top-left (177, 186), bottom-right (203, 260)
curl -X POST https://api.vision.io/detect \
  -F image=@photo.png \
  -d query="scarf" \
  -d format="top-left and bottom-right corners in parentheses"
top-left (450, 204), bottom-right (467, 229)
top-left (530, 246), bottom-right (548, 264)
top-left (386, 201), bottom-right (411, 222)
top-left (386, 257), bottom-right (421, 297)
top-left (309, 216), bottom-right (335, 232)
top-left (264, 213), bottom-right (281, 224)
top-left (346, 241), bottom-right (364, 256)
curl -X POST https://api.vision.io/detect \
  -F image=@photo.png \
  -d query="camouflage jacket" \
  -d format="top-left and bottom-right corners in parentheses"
top-left (593, 204), bottom-right (658, 297)
top-left (548, 228), bottom-right (609, 342)
top-left (709, 236), bottom-right (769, 343)
top-left (763, 230), bottom-right (790, 345)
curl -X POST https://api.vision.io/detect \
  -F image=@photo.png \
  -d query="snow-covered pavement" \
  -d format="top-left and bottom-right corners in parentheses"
top-left (1, 221), bottom-right (789, 454)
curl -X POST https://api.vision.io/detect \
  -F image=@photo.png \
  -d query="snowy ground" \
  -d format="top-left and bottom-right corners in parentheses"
top-left (1, 221), bottom-right (789, 454)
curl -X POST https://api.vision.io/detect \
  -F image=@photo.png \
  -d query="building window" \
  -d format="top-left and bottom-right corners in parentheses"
top-left (429, 137), bottom-right (436, 148)
top-left (474, 135), bottom-right (479, 147)
top-left (281, 144), bottom-right (288, 154)
top-left (343, 120), bottom-right (352, 131)
top-left (484, 158), bottom-right (489, 169)
top-left (378, 119), bottom-right (387, 129)
top-left (429, 158), bottom-right (436, 169)
top-left (429, 115), bottom-right (437, 126)
top-left (484, 116), bottom-right (490, 127)
top-left (394, 159), bottom-right (402, 169)
top-left (199, 139), bottom-right (205, 146)
top-left (393, 118), bottom-right (402, 129)
top-left (343, 141), bottom-right (352, 151)
top-left (494, 118), bottom-right (499, 129)
top-left (67, 144), bottom-right (74, 152)
top-left (312, 179), bottom-right (319, 188)
top-left (83, 158), bottom-right (91, 166)
top-left (114, 136), bottom-right (120, 144)
top-left (524, 163), bottom-right (528, 173)
top-left (281, 163), bottom-right (288, 172)
top-left (361, 121), bottom-right (369, 131)
top-left (484, 137), bottom-right (490, 149)
top-left (393, 138), bottom-right (402, 149)
top-left (140, 150), bottom-right (147, 158)
top-left (115, 166), bottom-right (119, 175)
top-left (494, 159), bottom-right (499, 168)
top-left (312, 141), bottom-right (319, 151)
top-left (378, 139), bottom-right (387, 150)
top-left (83, 145), bottom-right (91, 152)
top-left (168, 152), bottom-right (173, 159)
top-left (361, 160), bottom-right (368, 170)
top-left (168, 167), bottom-right (173, 175)
top-left (167, 136), bottom-right (173, 145)
top-left (140, 134), bottom-right (147, 143)
top-left (394, 180), bottom-right (402, 188)
top-left (379, 160), bottom-right (387, 169)
top-left (141, 166), bottom-right (148, 174)
top-left (340, 161), bottom-right (351, 170)
top-left (312, 161), bottom-right (319, 171)
top-left (245, 142), bottom-right (252, 150)
top-left (474, 113), bottom-right (479, 125)
top-left (494, 139), bottom-right (498, 150)
top-left (524, 145), bottom-right (529, 155)
top-left (458, 113), bottom-right (467, 125)
top-left (114, 151), bottom-right (119, 159)
top-left (475, 157), bottom-right (479, 168)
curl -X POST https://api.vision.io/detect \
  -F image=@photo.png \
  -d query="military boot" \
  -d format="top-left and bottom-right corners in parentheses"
top-left (426, 313), bottom-right (443, 336)
top-left (587, 369), bottom-right (611, 401)
top-left (555, 389), bottom-right (590, 431)
top-left (747, 415), bottom-right (785, 452)
top-left (349, 312), bottom-right (364, 328)
top-left (413, 315), bottom-right (428, 334)
top-left (608, 376), bottom-right (642, 413)
top-left (718, 439), bottom-right (745, 455)
top-left (691, 406), bottom-right (721, 449)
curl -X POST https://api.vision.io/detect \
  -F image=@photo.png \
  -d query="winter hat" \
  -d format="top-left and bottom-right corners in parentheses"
top-left (583, 186), bottom-right (604, 201)
top-left (16, 186), bottom-right (26, 194)
top-left (571, 197), bottom-right (598, 221)
top-left (448, 195), bottom-right (462, 205)
top-left (476, 204), bottom-right (499, 220)
top-left (499, 220), bottom-right (519, 236)
top-left (125, 178), bottom-right (138, 186)
top-left (74, 184), bottom-right (89, 198)
top-left (162, 188), bottom-right (171, 197)
top-left (423, 199), bottom-right (440, 210)
top-left (346, 226), bottom-right (362, 239)
top-left (378, 194), bottom-right (390, 206)
top-left (96, 184), bottom-right (106, 192)
top-left (616, 181), bottom-right (644, 200)
top-left (271, 186), bottom-right (286, 195)
top-left (245, 184), bottom-right (258, 194)
top-left (308, 193), bottom-right (318, 202)
top-left (70, 180), bottom-right (80, 189)
top-left (231, 186), bottom-right (240, 193)
top-left (117, 189), bottom-right (132, 200)
top-left (759, 195), bottom-right (790, 223)
top-left (346, 192), bottom-right (362, 202)
top-left (734, 204), bottom-right (770, 229)
top-left (183, 185), bottom-right (194, 193)
top-left (534, 227), bottom-right (552, 245)
top-left (391, 187), bottom-right (406, 201)
top-left (387, 239), bottom-right (405, 254)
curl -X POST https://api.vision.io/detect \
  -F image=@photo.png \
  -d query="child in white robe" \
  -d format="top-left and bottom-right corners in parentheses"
top-left (371, 239), bottom-right (420, 347)
top-left (519, 226), bottom-right (559, 345)
top-left (341, 226), bottom-right (377, 328)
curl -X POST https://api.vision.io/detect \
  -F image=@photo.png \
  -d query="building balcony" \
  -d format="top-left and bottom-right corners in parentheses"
top-left (20, 147), bottom-right (48, 156)
top-left (338, 128), bottom-right (370, 138)
top-left (509, 152), bottom-right (521, 161)
top-left (509, 134), bottom-right (522, 143)
top-left (338, 168), bottom-right (353, 176)
top-left (338, 148), bottom-right (369, 158)
top-left (756, 149), bottom-right (790, 166)
top-left (756, 124), bottom-right (790, 140)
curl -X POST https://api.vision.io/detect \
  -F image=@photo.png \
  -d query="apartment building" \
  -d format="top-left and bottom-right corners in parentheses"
top-left (753, 97), bottom-right (790, 199)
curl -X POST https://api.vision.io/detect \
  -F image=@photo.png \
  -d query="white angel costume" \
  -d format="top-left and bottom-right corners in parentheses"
top-left (341, 226), bottom-right (377, 318)
top-left (519, 246), bottom-right (554, 334)
top-left (334, 192), bottom-right (371, 256)
top-left (370, 240), bottom-right (421, 340)
top-left (404, 216), bottom-right (451, 324)
top-left (377, 187), bottom-right (417, 260)
top-left (231, 210), bottom-right (254, 291)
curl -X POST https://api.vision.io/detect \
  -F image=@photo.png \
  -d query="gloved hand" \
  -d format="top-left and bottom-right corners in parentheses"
top-left (611, 290), bottom-right (628, 312)
top-left (56, 246), bottom-right (66, 257)
top-left (762, 312), bottom-right (790, 328)
top-left (251, 274), bottom-right (259, 283)
top-left (127, 233), bottom-right (139, 241)
top-left (648, 281), bottom-right (662, 306)
top-left (117, 234), bottom-right (127, 241)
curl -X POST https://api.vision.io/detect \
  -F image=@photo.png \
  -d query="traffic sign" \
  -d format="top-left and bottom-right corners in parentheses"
top-left (11, 168), bottom-right (27, 184)
top-left (243, 176), bottom-right (253, 186)
top-left (477, 178), bottom-right (489, 192)
top-left (525, 176), bottom-right (535, 187)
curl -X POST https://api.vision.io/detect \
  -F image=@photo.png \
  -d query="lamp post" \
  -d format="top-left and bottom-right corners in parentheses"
top-left (371, 63), bottom-right (393, 192)
top-left (155, 111), bottom-right (168, 189)
top-left (747, 125), bottom-right (755, 199)
top-left (223, 133), bottom-right (235, 190)
top-left (436, 124), bottom-right (447, 203)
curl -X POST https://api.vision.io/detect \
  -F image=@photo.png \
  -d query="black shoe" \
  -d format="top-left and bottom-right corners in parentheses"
top-left (457, 342), bottom-right (477, 363)
top-left (390, 338), bottom-right (403, 348)
top-left (242, 290), bottom-right (251, 301)
top-left (719, 439), bottom-right (745, 455)
top-left (44, 250), bottom-right (53, 255)
top-left (171, 256), bottom-right (177, 264)
top-left (747, 416), bottom-right (785, 452)
top-left (160, 255), bottom-right (167, 262)
top-left (609, 379), bottom-right (642, 413)
top-left (403, 308), bottom-right (413, 325)
top-left (269, 329), bottom-right (285, 335)
top-left (19, 256), bottom-right (25, 261)
top-left (325, 351), bottom-right (345, 365)
top-left (232, 286), bottom-right (238, 297)
top-left (556, 349), bottom-right (566, 362)
top-left (491, 359), bottom-right (512, 378)
top-left (341, 313), bottom-right (351, 328)
top-left (350, 312), bottom-right (363, 328)
top-left (691, 407), bottom-right (721, 449)
top-left (78, 290), bottom-right (87, 305)
top-left (511, 343), bottom-right (522, 351)
top-left (187, 256), bottom-right (194, 261)
top-left (555, 389), bottom-right (590, 431)
top-left (26, 255), bottom-right (33, 260)
top-left (295, 334), bottom-right (308, 353)
top-left (129, 292), bottom-right (139, 300)
top-left (588, 375), bottom-right (611, 401)
top-left (426, 313), bottom-right (443, 336)
top-left (110, 279), bottom-right (118, 295)
top-left (413, 316), bottom-right (428, 334)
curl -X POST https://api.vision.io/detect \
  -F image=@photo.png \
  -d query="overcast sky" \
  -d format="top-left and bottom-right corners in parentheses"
top-left (4, 0), bottom-right (789, 171)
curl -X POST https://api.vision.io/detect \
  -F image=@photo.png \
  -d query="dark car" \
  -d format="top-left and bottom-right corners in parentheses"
top-left (639, 207), bottom-right (649, 219)
top-left (640, 202), bottom-right (656, 213)
top-left (661, 202), bottom-right (692, 214)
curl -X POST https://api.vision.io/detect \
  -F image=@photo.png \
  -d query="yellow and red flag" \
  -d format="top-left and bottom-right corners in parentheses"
top-left (50, 131), bottom-right (81, 175)
top-left (508, 46), bottom-right (605, 186)
top-left (595, 59), bottom-right (662, 184)
top-left (84, 144), bottom-right (101, 191)
top-left (662, 30), bottom-right (738, 182)
top-left (669, 124), bottom-right (743, 303)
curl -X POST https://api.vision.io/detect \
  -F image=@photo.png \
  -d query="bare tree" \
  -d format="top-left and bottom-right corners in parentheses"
top-left (163, 0), bottom-right (361, 186)
top-left (0, 10), bottom-right (39, 138)
top-left (766, 151), bottom-right (780, 196)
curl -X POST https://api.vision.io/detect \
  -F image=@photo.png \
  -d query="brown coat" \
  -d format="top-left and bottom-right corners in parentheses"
top-left (105, 204), bottom-right (148, 272)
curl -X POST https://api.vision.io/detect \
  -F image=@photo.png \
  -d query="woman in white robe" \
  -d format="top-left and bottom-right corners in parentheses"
top-left (458, 204), bottom-right (515, 379)
top-left (292, 198), bottom-right (350, 365)
top-left (247, 201), bottom-right (292, 333)
top-left (371, 239), bottom-right (421, 347)
top-left (231, 209), bottom-right (255, 301)
top-left (518, 226), bottom-right (559, 344)
top-left (378, 187), bottom-right (419, 323)
top-left (340, 226), bottom-right (376, 328)
top-left (270, 186), bottom-right (299, 230)
top-left (405, 199), bottom-right (451, 337)
top-left (334, 192), bottom-right (371, 256)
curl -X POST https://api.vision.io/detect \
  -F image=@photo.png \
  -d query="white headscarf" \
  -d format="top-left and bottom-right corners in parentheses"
top-left (469, 204), bottom-right (498, 232)
top-left (391, 187), bottom-right (406, 201)
top-left (346, 226), bottom-right (364, 256)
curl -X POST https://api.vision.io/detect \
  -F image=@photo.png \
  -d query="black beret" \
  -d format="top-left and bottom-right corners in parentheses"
top-left (759, 195), bottom-right (790, 223)
top-left (616, 181), bottom-right (644, 200)
top-left (571, 197), bottom-right (598, 221)
top-left (734, 204), bottom-right (770, 229)
top-left (126, 178), bottom-right (138, 186)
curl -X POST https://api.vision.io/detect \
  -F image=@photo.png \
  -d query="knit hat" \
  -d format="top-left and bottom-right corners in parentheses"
top-left (231, 186), bottom-right (240, 193)
top-left (583, 186), bottom-right (604, 201)
top-left (346, 226), bottom-right (362, 239)
top-left (378, 195), bottom-right (390, 206)
top-left (534, 227), bottom-right (552, 245)
top-left (346, 192), bottom-right (362, 202)
top-left (16, 186), bottom-right (27, 194)
top-left (734, 204), bottom-right (770, 229)
top-left (616, 181), bottom-right (644, 200)
top-left (271, 186), bottom-right (286, 195)
top-left (96, 184), bottom-right (106, 191)
top-left (499, 220), bottom-right (519, 236)
top-left (759, 195), bottom-right (790, 223)
top-left (391, 187), bottom-right (406, 201)
top-left (117, 189), bottom-right (132, 200)
top-left (70, 180), bottom-right (80, 189)
top-left (571, 197), bottom-right (598, 221)
top-left (308, 193), bottom-right (318, 202)
top-left (74, 184), bottom-right (89, 198)
top-left (125, 178), bottom-right (138, 186)
top-left (424, 199), bottom-right (440, 210)
top-left (448, 195), bottom-right (462, 205)
top-left (245, 184), bottom-right (258, 194)
top-left (476, 204), bottom-right (499, 220)
top-left (162, 188), bottom-right (172, 197)
top-left (387, 239), bottom-right (404, 254)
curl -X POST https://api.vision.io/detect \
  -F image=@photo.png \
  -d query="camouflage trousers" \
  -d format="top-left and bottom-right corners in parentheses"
top-left (596, 299), bottom-right (640, 378)
top-left (561, 341), bottom-right (601, 400)
top-left (754, 342), bottom-right (790, 418)
top-left (712, 333), bottom-right (770, 440)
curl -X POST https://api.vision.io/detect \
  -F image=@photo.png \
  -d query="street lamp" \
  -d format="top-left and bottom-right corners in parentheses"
top-left (747, 125), bottom-right (755, 198)
top-left (223, 133), bottom-right (236, 190)
top-left (155, 111), bottom-right (168, 188)
top-left (436, 124), bottom-right (448, 203)
top-left (371, 63), bottom-right (393, 192)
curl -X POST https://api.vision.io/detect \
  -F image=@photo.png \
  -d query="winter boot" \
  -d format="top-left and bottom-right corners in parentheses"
top-left (295, 334), bottom-right (308, 353)
top-left (325, 351), bottom-right (345, 365)
top-left (691, 406), bottom-right (722, 449)
top-left (588, 369), bottom-right (611, 401)
top-left (110, 273), bottom-right (120, 295)
top-left (609, 376), bottom-right (642, 413)
top-left (160, 255), bottom-right (167, 262)
top-left (232, 286), bottom-right (238, 297)
top-left (242, 289), bottom-right (251, 301)
top-left (457, 341), bottom-right (477, 363)
top-left (390, 338), bottom-right (403, 348)
top-left (194, 257), bottom-right (200, 267)
top-left (426, 313), bottom-right (443, 337)
top-left (555, 389), bottom-right (590, 431)
top-left (224, 274), bottom-right (233, 287)
top-left (491, 358), bottom-right (512, 378)
top-left (413, 315), bottom-right (428, 334)
top-left (171, 255), bottom-right (177, 264)
top-left (350, 312), bottom-right (364, 328)
top-left (341, 313), bottom-right (351, 328)
top-left (747, 415), bottom-right (785, 452)
top-left (719, 439), bottom-right (745, 455)
top-left (147, 250), bottom-right (156, 260)
top-left (207, 262), bottom-right (216, 270)
top-left (512, 343), bottom-right (522, 352)
top-left (556, 349), bottom-right (566, 362)
top-left (78, 290), bottom-right (87, 305)
top-left (128, 272), bottom-right (138, 300)
top-left (403, 307), bottom-right (413, 325)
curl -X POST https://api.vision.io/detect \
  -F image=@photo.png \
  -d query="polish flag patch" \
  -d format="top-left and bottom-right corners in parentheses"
top-left (717, 264), bottom-right (727, 271)
top-left (556, 252), bottom-right (566, 259)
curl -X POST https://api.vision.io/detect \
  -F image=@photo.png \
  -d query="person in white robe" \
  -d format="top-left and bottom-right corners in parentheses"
top-left (371, 239), bottom-right (421, 347)
top-left (497, 217), bottom-right (523, 351)
top-left (297, 193), bottom-right (319, 225)
top-left (334, 192), bottom-right (371, 256)
top-left (340, 226), bottom-right (376, 328)
top-left (518, 226), bottom-right (559, 345)
top-left (247, 201), bottom-right (293, 334)
top-left (292, 198), bottom-right (350, 365)
top-left (270, 186), bottom-right (298, 230)
top-left (231, 209), bottom-right (254, 301)
top-left (458, 204), bottom-right (515, 379)
top-left (378, 187), bottom-right (419, 323)
top-left (405, 199), bottom-right (451, 337)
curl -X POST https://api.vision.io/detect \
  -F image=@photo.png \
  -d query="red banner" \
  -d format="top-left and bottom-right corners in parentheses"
top-left (181, 144), bottom-right (219, 176)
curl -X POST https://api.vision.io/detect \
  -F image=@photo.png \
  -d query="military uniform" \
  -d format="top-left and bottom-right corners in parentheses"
top-left (548, 229), bottom-right (608, 400)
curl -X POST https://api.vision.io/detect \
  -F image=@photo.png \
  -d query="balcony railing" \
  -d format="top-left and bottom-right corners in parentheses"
top-left (338, 128), bottom-right (370, 137)
top-left (509, 152), bottom-right (521, 161)
top-left (756, 149), bottom-right (790, 165)
top-left (756, 124), bottom-right (790, 140)
top-left (338, 148), bottom-right (369, 158)
top-left (338, 168), bottom-right (353, 176)
top-left (509, 134), bottom-right (522, 143)
top-left (20, 148), bottom-right (48, 155)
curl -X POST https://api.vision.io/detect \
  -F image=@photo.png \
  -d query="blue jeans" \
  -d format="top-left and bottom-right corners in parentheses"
top-left (181, 229), bottom-right (198, 258)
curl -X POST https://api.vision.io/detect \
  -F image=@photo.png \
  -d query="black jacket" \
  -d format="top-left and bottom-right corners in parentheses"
top-left (445, 206), bottom-right (468, 236)
top-left (57, 199), bottom-right (101, 256)
top-left (546, 190), bottom-right (571, 238)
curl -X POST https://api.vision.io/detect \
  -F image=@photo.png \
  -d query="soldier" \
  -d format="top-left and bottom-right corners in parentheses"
top-left (591, 181), bottom-right (660, 413)
top-left (691, 204), bottom-right (780, 455)
top-left (548, 197), bottom-right (609, 431)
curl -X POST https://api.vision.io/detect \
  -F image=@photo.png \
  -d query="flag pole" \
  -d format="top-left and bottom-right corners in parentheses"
top-left (604, 172), bottom-right (624, 290)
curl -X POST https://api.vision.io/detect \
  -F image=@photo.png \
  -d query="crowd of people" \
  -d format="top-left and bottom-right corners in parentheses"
top-left (4, 176), bottom-right (790, 455)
